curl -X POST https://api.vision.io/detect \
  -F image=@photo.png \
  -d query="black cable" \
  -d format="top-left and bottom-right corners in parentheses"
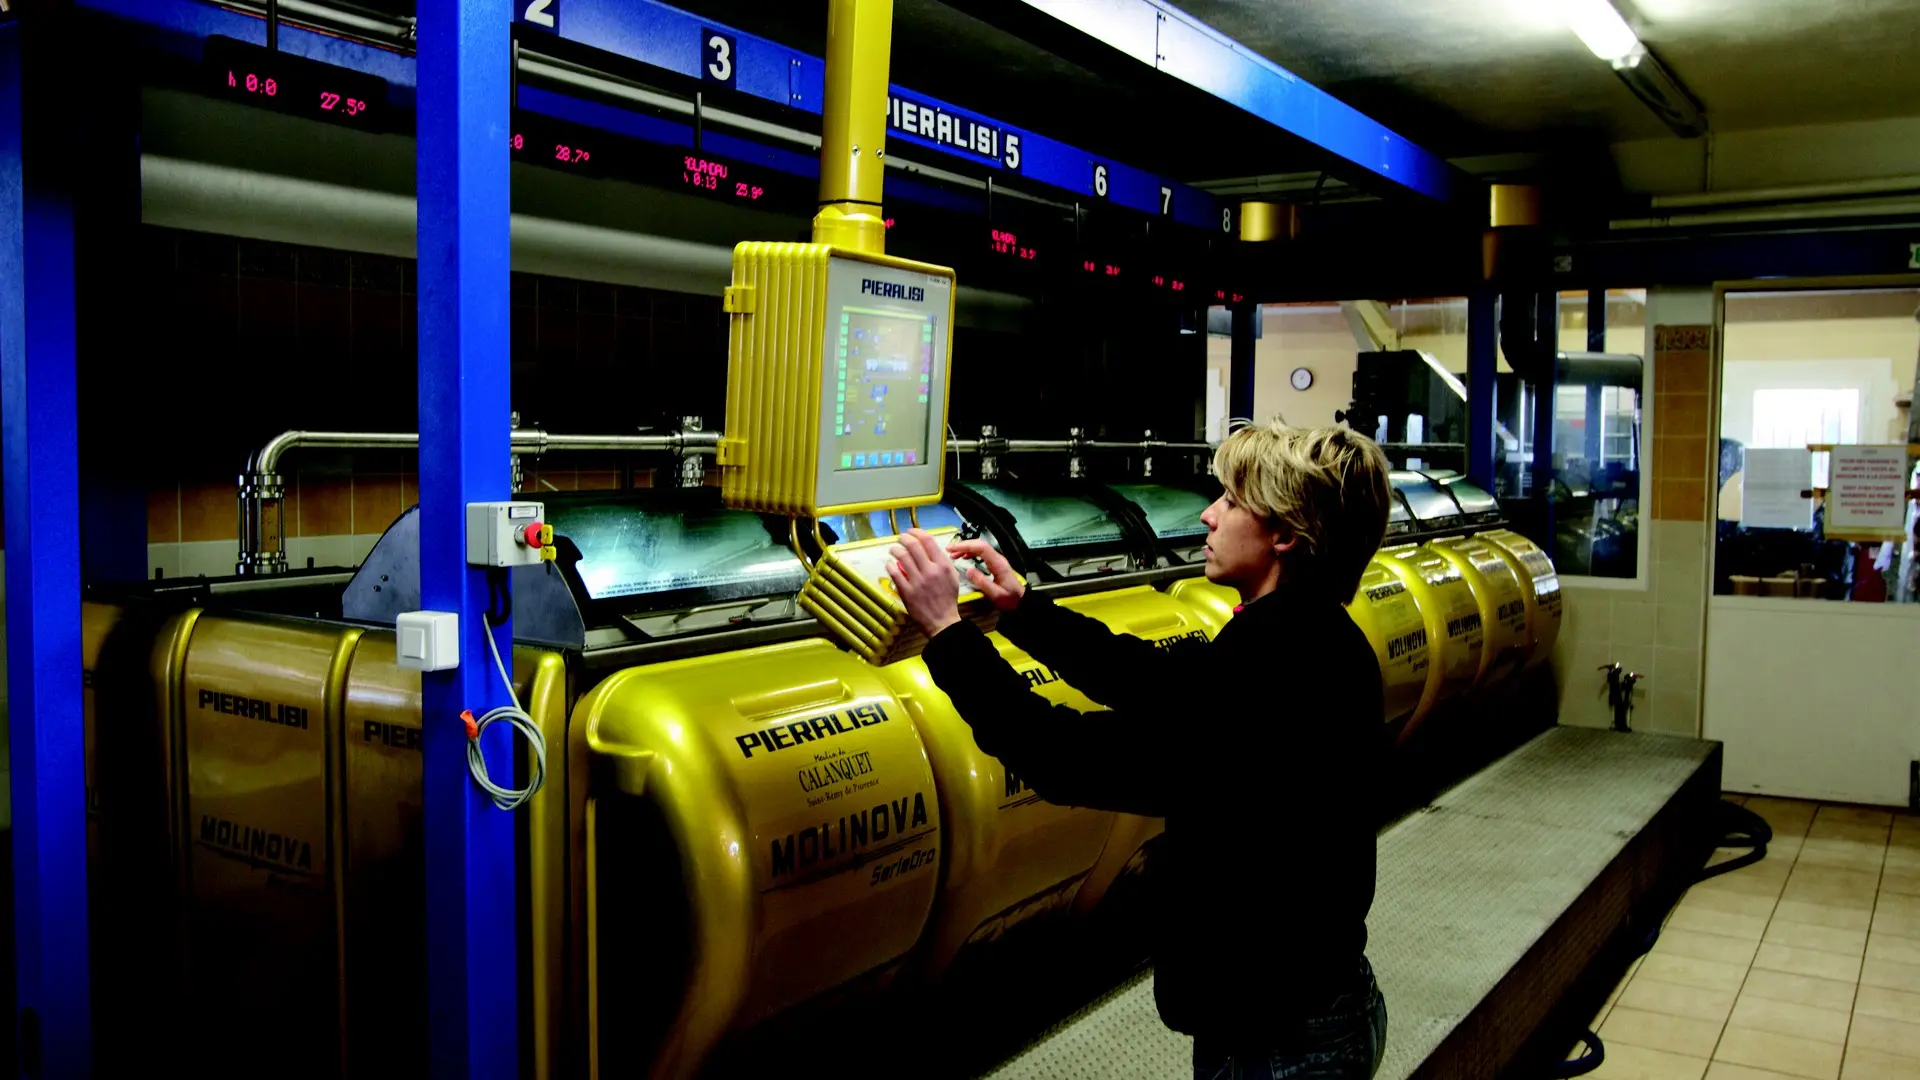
top-left (1545, 1030), bottom-right (1605, 1079)
top-left (1696, 802), bottom-right (1772, 882)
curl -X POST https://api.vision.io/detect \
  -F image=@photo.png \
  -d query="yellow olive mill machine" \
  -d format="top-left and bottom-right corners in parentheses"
top-left (76, 2), bottom-right (1566, 1077)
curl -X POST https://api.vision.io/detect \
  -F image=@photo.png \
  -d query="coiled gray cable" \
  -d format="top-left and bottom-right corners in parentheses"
top-left (466, 620), bottom-right (548, 811)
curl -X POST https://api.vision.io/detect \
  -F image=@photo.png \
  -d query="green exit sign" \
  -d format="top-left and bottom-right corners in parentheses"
top-left (1910, 242), bottom-right (1920, 269)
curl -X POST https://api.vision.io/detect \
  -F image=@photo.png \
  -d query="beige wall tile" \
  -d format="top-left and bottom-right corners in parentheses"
top-left (1854, 983), bottom-right (1920, 1025)
top-left (1714, 1027), bottom-right (1843, 1080)
top-left (1568, 593), bottom-right (1613, 642)
top-left (1764, 921), bottom-right (1868, 958)
top-left (1659, 478), bottom-right (1708, 522)
top-left (1617, 601), bottom-right (1659, 646)
top-left (1604, 1006), bottom-right (1727, 1058)
top-left (1746, 799), bottom-right (1817, 838)
top-left (1728, 994), bottom-right (1852, 1044)
top-left (1623, 978), bottom-right (1739, 1022)
top-left (181, 480), bottom-right (238, 542)
top-left (1657, 604), bottom-right (1705, 650)
top-left (1882, 869), bottom-right (1920, 898)
top-left (1640, 952), bottom-right (1753, 995)
top-left (1660, 928), bottom-right (1765, 967)
top-left (1861, 957), bottom-right (1920, 994)
top-left (1846, 1015), bottom-right (1920, 1061)
top-left (351, 474), bottom-right (402, 534)
top-left (298, 476), bottom-right (351, 537)
top-left (1739, 969), bottom-right (1858, 1013)
top-left (1882, 847), bottom-right (1920, 873)
top-left (1772, 901), bottom-right (1872, 933)
top-left (1755, 943), bottom-right (1864, 983)
top-left (1842, 1045), bottom-right (1920, 1080)
top-left (1696, 867), bottom-right (1790, 900)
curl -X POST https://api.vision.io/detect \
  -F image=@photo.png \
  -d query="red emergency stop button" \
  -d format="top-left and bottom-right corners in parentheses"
top-left (523, 522), bottom-right (547, 548)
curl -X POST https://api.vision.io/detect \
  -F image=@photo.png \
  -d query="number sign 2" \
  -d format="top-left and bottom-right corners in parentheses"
top-left (518, 0), bottom-right (558, 31)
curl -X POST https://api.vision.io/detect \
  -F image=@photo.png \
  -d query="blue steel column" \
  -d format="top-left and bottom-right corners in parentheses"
top-left (1586, 289), bottom-right (1606, 467)
top-left (1467, 289), bottom-right (1497, 490)
top-left (3, 18), bottom-right (93, 1078)
top-left (416, 3), bottom-right (519, 1080)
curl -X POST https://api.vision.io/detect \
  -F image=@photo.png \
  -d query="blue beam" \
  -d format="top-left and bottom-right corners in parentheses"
top-left (416, 3), bottom-right (519, 1079)
top-left (3, 17), bottom-right (95, 1078)
top-left (996, 0), bottom-right (1461, 203)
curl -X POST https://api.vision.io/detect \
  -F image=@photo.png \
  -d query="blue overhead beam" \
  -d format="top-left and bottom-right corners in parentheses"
top-left (3, 16), bottom-right (95, 1079)
top-left (1004, 0), bottom-right (1461, 204)
top-left (416, 2), bottom-right (520, 1079)
top-left (528, 0), bottom-right (1232, 233)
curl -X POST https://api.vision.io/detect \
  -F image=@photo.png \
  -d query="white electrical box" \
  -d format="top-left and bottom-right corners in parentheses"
top-left (466, 501), bottom-right (554, 567)
top-left (396, 610), bottom-right (460, 672)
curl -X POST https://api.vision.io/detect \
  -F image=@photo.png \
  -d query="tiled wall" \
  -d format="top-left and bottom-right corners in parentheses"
top-left (1554, 320), bottom-right (1718, 737)
top-left (128, 226), bottom-right (726, 581)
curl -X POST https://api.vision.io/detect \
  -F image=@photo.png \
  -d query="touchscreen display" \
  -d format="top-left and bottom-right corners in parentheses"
top-left (833, 306), bottom-right (934, 471)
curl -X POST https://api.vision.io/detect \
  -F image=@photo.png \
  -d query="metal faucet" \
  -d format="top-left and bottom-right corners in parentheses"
top-left (1599, 662), bottom-right (1644, 732)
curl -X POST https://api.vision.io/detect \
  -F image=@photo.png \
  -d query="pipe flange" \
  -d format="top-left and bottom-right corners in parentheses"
top-left (237, 472), bottom-right (286, 500)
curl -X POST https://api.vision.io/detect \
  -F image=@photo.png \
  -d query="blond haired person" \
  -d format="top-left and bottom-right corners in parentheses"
top-left (891, 422), bottom-right (1394, 1080)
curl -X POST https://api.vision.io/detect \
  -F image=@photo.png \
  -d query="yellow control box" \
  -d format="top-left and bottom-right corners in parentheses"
top-left (797, 528), bottom-right (995, 666)
top-left (720, 242), bottom-right (957, 518)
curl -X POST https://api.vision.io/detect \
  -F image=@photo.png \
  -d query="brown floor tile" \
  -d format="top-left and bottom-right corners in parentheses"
top-left (1641, 953), bottom-right (1755, 995)
top-left (1676, 906), bottom-right (1772, 942)
top-left (1861, 958), bottom-right (1920, 994)
top-left (1808, 819), bottom-right (1893, 846)
top-left (1688, 888), bottom-right (1785, 920)
top-left (1661, 928), bottom-right (1765, 968)
top-left (1846, 1015), bottom-right (1920, 1061)
top-left (1870, 907), bottom-right (1920, 941)
top-left (1708, 1064), bottom-right (1817, 1080)
top-left (1854, 983), bottom-right (1920, 1026)
top-left (1878, 869), bottom-right (1920, 898)
top-left (1604, 1006), bottom-right (1728, 1058)
top-left (1622, 978), bottom-right (1739, 1023)
top-left (1817, 806), bottom-right (1895, 830)
top-left (1749, 798), bottom-right (1820, 838)
top-left (1774, 901), bottom-right (1874, 934)
top-left (1592, 1042), bottom-right (1710, 1080)
top-left (1765, 921), bottom-right (1869, 959)
top-left (1867, 935), bottom-right (1920, 968)
top-left (1798, 842), bottom-right (1889, 875)
top-left (1756, 944), bottom-right (1865, 983)
top-left (1841, 1045), bottom-right (1920, 1080)
top-left (1728, 994), bottom-right (1852, 1045)
top-left (1714, 1026), bottom-right (1844, 1080)
top-left (1741, 969), bottom-right (1859, 1014)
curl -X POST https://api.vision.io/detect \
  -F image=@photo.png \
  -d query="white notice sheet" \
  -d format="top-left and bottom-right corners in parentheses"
top-left (1741, 448), bottom-right (1814, 530)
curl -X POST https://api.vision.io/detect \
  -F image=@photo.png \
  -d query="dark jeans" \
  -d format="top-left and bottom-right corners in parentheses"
top-left (1191, 959), bottom-right (1387, 1080)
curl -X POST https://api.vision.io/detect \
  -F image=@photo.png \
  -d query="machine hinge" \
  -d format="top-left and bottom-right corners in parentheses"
top-left (723, 285), bottom-right (756, 313)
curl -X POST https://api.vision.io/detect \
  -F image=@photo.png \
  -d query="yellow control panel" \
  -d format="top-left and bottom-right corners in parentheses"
top-left (720, 243), bottom-right (956, 519)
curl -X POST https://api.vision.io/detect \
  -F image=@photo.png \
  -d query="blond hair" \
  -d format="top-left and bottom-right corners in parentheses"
top-left (1211, 421), bottom-right (1394, 601)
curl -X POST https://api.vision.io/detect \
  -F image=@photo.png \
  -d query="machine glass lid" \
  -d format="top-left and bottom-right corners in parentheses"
top-left (546, 496), bottom-right (805, 602)
top-left (960, 483), bottom-right (1126, 551)
top-left (1108, 483), bottom-right (1211, 541)
top-left (1390, 471), bottom-right (1463, 524)
top-left (819, 501), bottom-right (968, 545)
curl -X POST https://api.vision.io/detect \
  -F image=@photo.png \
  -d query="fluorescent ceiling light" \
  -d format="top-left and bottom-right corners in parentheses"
top-left (1560, 0), bottom-right (1641, 64)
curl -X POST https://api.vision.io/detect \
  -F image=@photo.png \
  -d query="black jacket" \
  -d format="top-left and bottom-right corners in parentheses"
top-left (921, 580), bottom-right (1384, 1042)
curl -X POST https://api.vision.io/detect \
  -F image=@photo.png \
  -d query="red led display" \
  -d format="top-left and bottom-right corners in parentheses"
top-left (1151, 275), bottom-right (1188, 291)
top-left (511, 129), bottom-right (598, 170)
top-left (203, 37), bottom-right (384, 132)
top-left (680, 155), bottom-right (764, 201)
top-left (988, 228), bottom-right (1038, 261)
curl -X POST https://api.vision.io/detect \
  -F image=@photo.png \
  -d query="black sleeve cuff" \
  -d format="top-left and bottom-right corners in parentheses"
top-left (922, 617), bottom-right (999, 681)
top-left (993, 592), bottom-right (1062, 647)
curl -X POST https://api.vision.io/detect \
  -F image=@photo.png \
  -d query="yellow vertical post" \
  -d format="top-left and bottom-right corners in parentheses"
top-left (812, 0), bottom-right (893, 254)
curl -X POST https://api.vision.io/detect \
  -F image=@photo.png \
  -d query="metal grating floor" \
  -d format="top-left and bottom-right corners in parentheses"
top-left (972, 726), bottom-right (1719, 1080)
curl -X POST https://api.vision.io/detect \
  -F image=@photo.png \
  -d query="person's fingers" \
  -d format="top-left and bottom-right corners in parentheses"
top-left (915, 529), bottom-right (947, 567)
top-left (948, 539), bottom-right (992, 559)
top-left (966, 567), bottom-right (1000, 595)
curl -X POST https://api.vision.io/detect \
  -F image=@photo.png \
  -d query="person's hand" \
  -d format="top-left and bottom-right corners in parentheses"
top-left (948, 539), bottom-right (1025, 613)
top-left (888, 529), bottom-right (963, 638)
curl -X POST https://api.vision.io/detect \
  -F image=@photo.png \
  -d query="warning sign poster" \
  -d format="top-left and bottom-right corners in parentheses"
top-left (1826, 445), bottom-right (1911, 540)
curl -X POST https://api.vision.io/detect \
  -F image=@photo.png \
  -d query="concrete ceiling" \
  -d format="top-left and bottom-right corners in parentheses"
top-left (1175, 0), bottom-right (1920, 151)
